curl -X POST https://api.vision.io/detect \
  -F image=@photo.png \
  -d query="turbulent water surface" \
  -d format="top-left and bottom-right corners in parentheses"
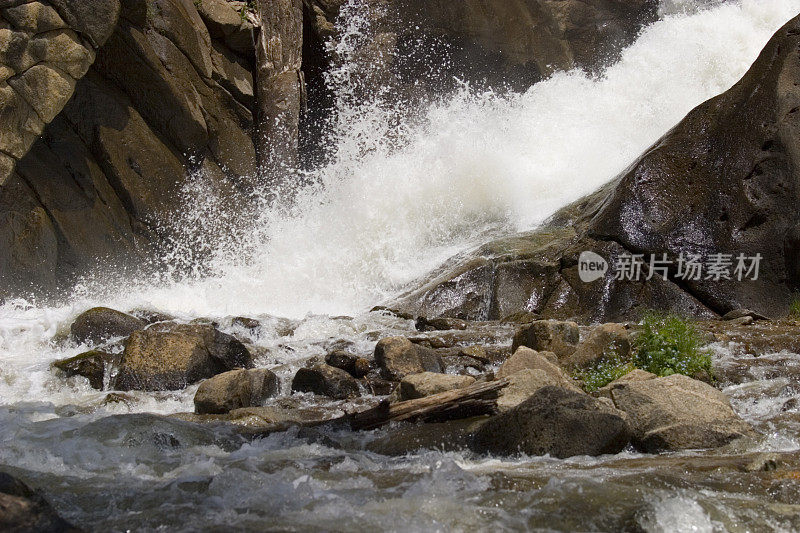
top-left (3, 1), bottom-right (800, 531)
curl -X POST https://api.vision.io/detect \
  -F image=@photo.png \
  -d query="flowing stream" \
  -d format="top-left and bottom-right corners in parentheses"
top-left (3, 1), bottom-right (800, 531)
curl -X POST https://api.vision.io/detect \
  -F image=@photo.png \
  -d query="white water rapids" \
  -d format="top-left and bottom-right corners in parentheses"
top-left (2, 1), bottom-right (800, 531)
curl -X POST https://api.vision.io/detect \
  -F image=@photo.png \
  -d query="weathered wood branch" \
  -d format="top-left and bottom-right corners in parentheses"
top-left (345, 378), bottom-right (510, 431)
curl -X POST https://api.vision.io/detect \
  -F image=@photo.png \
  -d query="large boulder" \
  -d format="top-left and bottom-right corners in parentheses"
top-left (511, 320), bottom-right (579, 358)
top-left (291, 363), bottom-right (361, 399)
top-left (471, 386), bottom-right (632, 458)
top-left (391, 14), bottom-right (800, 322)
top-left (398, 372), bottom-right (476, 400)
top-left (496, 346), bottom-right (560, 380)
top-left (374, 336), bottom-right (445, 380)
top-left (114, 323), bottom-right (253, 391)
top-left (610, 374), bottom-right (755, 452)
top-left (69, 306), bottom-right (145, 344)
top-left (194, 368), bottom-right (280, 414)
top-left (496, 368), bottom-right (581, 412)
top-left (0, 471), bottom-right (80, 532)
top-left (566, 323), bottom-right (631, 368)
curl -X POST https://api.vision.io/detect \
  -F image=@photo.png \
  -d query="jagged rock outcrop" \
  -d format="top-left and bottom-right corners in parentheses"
top-left (392, 14), bottom-right (800, 322)
top-left (0, 0), bottom-right (258, 296)
top-left (256, 0), bottom-right (303, 176)
top-left (0, 0), bottom-right (121, 185)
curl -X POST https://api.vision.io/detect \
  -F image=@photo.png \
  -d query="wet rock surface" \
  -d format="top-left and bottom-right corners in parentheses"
top-left (194, 368), bottom-right (280, 414)
top-left (374, 336), bottom-right (444, 380)
top-left (610, 374), bottom-right (755, 452)
top-left (472, 386), bottom-right (632, 458)
top-left (0, 471), bottom-right (81, 532)
top-left (291, 363), bottom-right (361, 399)
top-left (398, 372), bottom-right (476, 400)
top-left (115, 323), bottom-right (253, 391)
top-left (69, 307), bottom-right (145, 344)
top-left (392, 13), bottom-right (800, 323)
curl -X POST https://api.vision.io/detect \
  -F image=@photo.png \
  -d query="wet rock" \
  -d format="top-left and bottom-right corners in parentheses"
top-left (391, 15), bottom-right (800, 322)
top-left (52, 349), bottom-right (118, 389)
top-left (114, 323), bottom-right (253, 391)
top-left (70, 307), bottom-right (145, 344)
top-left (472, 386), bottom-right (632, 458)
top-left (362, 376), bottom-right (396, 396)
top-left (567, 323), bottom-right (631, 368)
top-left (325, 350), bottom-right (371, 378)
top-left (722, 309), bottom-right (771, 321)
top-left (593, 369), bottom-right (657, 399)
top-left (511, 320), bottom-right (579, 358)
top-left (415, 316), bottom-right (469, 331)
top-left (0, 472), bottom-right (81, 532)
top-left (496, 346), bottom-right (560, 379)
top-left (610, 374), bottom-right (755, 452)
top-left (194, 368), bottom-right (280, 414)
top-left (291, 364), bottom-right (361, 399)
top-left (442, 354), bottom-right (486, 374)
top-left (399, 372), bottom-right (476, 400)
top-left (458, 345), bottom-right (491, 363)
top-left (374, 336), bottom-right (444, 380)
top-left (232, 316), bottom-right (261, 329)
top-left (497, 367), bottom-right (581, 412)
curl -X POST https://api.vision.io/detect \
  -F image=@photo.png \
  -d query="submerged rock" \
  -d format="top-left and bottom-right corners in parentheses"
top-left (0, 471), bottom-right (81, 532)
top-left (70, 307), bottom-right (145, 344)
top-left (610, 374), bottom-right (755, 452)
top-left (194, 368), bottom-right (280, 414)
top-left (291, 364), bottom-right (361, 400)
top-left (511, 320), bottom-right (579, 358)
top-left (114, 323), bottom-right (253, 391)
top-left (398, 372), bottom-right (476, 400)
top-left (367, 417), bottom-right (489, 455)
top-left (374, 336), bottom-right (444, 380)
top-left (472, 386), bottom-right (632, 458)
top-left (52, 349), bottom-right (118, 389)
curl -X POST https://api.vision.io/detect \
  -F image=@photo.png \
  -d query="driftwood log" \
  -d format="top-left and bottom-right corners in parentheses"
top-left (345, 378), bottom-right (510, 430)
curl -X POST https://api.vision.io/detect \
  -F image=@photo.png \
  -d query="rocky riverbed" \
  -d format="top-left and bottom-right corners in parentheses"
top-left (3, 304), bottom-right (800, 531)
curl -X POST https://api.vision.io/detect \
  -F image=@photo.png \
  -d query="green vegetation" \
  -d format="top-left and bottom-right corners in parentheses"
top-left (789, 295), bottom-right (800, 320)
top-left (634, 312), bottom-right (713, 379)
top-left (572, 354), bottom-right (635, 392)
top-left (572, 312), bottom-right (713, 392)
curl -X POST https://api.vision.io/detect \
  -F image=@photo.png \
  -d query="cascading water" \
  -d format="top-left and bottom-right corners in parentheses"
top-left (2, 1), bottom-right (800, 531)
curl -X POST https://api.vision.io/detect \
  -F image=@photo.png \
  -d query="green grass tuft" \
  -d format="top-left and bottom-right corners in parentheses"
top-left (572, 355), bottom-right (636, 392)
top-left (634, 312), bottom-right (713, 379)
top-left (789, 295), bottom-right (800, 320)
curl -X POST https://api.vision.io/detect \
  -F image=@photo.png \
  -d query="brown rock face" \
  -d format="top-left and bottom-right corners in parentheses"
top-left (115, 323), bottom-right (253, 391)
top-left (398, 372), bottom-right (476, 400)
top-left (392, 14), bottom-right (800, 322)
top-left (291, 363), bottom-right (361, 399)
top-left (472, 386), bottom-right (632, 458)
top-left (194, 368), bottom-right (280, 414)
top-left (374, 336), bottom-right (445, 380)
top-left (69, 306), bottom-right (145, 344)
top-left (610, 374), bottom-right (755, 452)
top-left (0, 0), bottom-right (257, 297)
top-left (511, 320), bottom-right (579, 358)
top-left (394, 0), bottom-right (658, 90)
top-left (0, 0), bottom-right (121, 185)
